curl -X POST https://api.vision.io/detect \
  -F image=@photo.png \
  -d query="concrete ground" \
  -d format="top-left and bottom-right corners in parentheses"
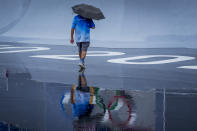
top-left (0, 42), bottom-right (197, 131)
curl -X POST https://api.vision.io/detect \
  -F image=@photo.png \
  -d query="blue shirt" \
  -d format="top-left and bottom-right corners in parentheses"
top-left (72, 89), bottom-right (93, 117)
top-left (71, 15), bottom-right (95, 42)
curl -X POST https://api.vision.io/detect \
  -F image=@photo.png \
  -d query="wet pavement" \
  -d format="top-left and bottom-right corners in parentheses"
top-left (0, 42), bottom-right (197, 131)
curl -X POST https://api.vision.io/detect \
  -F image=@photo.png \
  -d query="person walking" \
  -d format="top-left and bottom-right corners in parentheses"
top-left (70, 15), bottom-right (95, 69)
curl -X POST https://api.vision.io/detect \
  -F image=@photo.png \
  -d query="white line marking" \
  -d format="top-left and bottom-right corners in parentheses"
top-left (0, 45), bottom-right (10, 46)
top-left (30, 51), bottom-right (125, 60)
top-left (31, 55), bottom-right (79, 60)
top-left (108, 55), bottom-right (195, 64)
top-left (177, 66), bottom-right (197, 69)
top-left (0, 47), bottom-right (50, 53)
top-left (86, 51), bottom-right (125, 56)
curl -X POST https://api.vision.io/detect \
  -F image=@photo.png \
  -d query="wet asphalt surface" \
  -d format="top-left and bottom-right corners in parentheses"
top-left (0, 42), bottom-right (197, 131)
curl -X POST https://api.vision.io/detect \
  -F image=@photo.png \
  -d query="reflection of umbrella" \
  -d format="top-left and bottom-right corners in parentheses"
top-left (72, 4), bottom-right (105, 20)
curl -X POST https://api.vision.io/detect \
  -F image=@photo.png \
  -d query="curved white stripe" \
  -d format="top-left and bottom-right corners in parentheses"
top-left (177, 66), bottom-right (197, 69)
top-left (0, 45), bottom-right (10, 46)
top-left (0, 47), bottom-right (50, 53)
top-left (108, 55), bottom-right (195, 64)
top-left (87, 51), bottom-right (125, 56)
top-left (30, 51), bottom-right (125, 60)
top-left (31, 55), bottom-right (79, 60)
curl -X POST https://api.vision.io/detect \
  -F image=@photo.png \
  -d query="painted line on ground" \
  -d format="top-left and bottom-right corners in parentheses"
top-left (31, 55), bottom-right (79, 60)
top-left (0, 47), bottom-right (50, 53)
top-left (30, 51), bottom-right (125, 60)
top-left (177, 66), bottom-right (197, 70)
top-left (0, 45), bottom-right (10, 46)
top-left (86, 51), bottom-right (125, 56)
top-left (108, 55), bottom-right (195, 64)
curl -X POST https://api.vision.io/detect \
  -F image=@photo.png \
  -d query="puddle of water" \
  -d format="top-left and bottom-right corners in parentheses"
top-left (0, 71), bottom-right (197, 131)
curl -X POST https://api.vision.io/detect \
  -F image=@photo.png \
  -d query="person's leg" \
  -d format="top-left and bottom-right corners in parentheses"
top-left (77, 71), bottom-right (90, 92)
top-left (79, 43), bottom-right (82, 58)
top-left (78, 70), bottom-right (87, 87)
top-left (77, 42), bottom-right (84, 66)
top-left (80, 42), bottom-right (90, 65)
top-left (80, 51), bottom-right (86, 64)
top-left (76, 42), bottom-right (81, 58)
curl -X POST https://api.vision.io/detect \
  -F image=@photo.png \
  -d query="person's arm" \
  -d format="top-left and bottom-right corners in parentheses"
top-left (70, 28), bottom-right (75, 44)
top-left (70, 17), bottom-right (77, 44)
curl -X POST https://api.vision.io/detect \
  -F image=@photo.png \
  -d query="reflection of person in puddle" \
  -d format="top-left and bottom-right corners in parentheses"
top-left (61, 71), bottom-right (136, 129)
top-left (70, 70), bottom-right (94, 118)
top-left (61, 71), bottom-right (105, 130)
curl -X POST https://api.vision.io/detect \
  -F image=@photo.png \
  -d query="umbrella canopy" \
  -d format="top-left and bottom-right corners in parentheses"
top-left (72, 4), bottom-right (105, 20)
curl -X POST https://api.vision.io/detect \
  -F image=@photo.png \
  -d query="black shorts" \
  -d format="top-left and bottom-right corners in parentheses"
top-left (76, 42), bottom-right (90, 52)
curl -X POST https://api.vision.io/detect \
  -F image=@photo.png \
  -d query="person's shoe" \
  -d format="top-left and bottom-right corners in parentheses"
top-left (78, 63), bottom-right (86, 69)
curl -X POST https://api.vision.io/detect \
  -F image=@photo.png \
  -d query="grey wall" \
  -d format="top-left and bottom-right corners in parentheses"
top-left (0, 0), bottom-right (197, 47)
top-left (0, 0), bottom-right (31, 34)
